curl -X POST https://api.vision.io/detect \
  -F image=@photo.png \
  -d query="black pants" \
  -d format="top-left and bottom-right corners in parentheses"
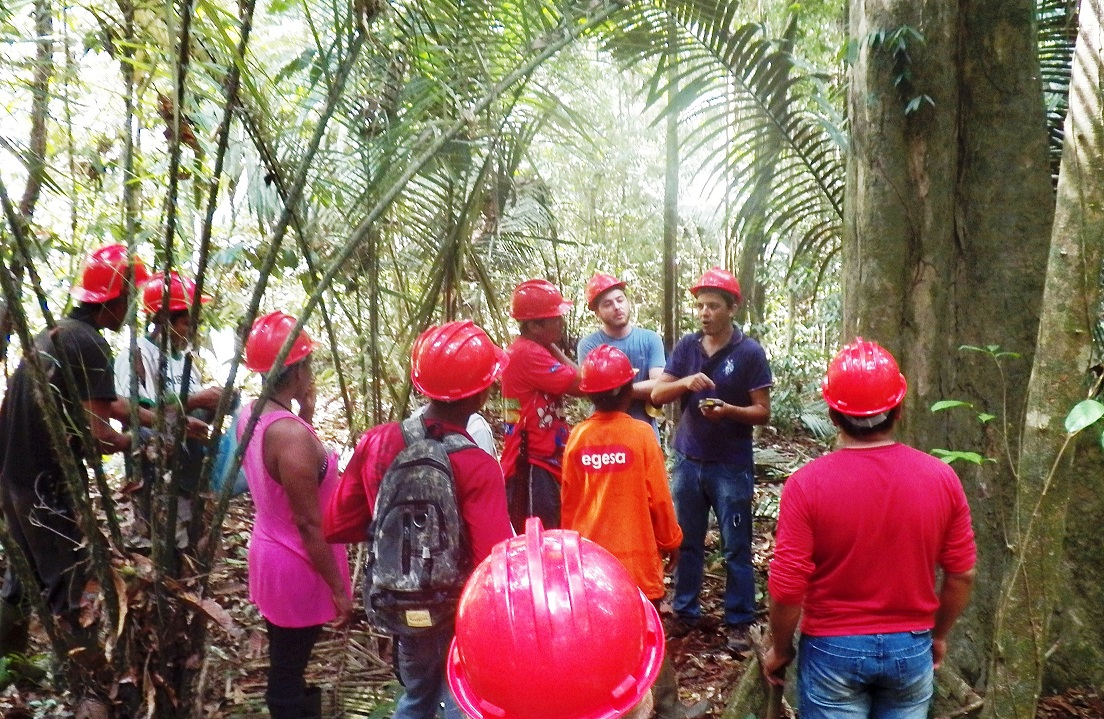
top-left (0, 474), bottom-right (88, 619)
top-left (264, 619), bottom-right (323, 703)
top-left (505, 463), bottom-right (561, 533)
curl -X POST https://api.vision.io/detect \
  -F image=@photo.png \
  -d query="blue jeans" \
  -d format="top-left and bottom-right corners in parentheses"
top-left (394, 628), bottom-right (461, 719)
top-left (670, 452), bottom-right (755, 627)
top-left (798, 632), bottom-right (935, 719)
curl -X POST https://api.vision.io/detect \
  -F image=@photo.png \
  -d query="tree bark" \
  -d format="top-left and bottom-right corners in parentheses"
top-left (843, 0), bottom-right (1053, 686)
top-left (663, 5), bottom-right (680, 354)
top-left (983, 0), bottom-right (1104, 715)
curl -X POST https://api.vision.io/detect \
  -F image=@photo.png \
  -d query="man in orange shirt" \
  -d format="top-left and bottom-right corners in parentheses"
top-left (561, 345), bottom-right (708, 719)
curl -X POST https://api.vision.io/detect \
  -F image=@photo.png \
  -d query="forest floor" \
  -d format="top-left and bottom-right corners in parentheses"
top-left (0, 426), bottom-right (1101, 718)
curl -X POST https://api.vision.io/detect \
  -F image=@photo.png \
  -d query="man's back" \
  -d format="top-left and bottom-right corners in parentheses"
top-left (561, 411), bottom-right (681, 599)
top-left (325, 418), bottom-right (512, 564)
top-left (0, 315), bottom-right (115, 489)
top-left (769, 442), bottom-right (976, 636)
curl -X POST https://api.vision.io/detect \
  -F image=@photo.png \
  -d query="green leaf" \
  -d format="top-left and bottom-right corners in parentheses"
top-left (978, 413), bottom-right (996, 423)
top-left (931, 449), bottom-right (991, 465)
top-left (1065, 399), bottom-right (1104, 434)
top-left (931, 400), bottom-right (972, 412)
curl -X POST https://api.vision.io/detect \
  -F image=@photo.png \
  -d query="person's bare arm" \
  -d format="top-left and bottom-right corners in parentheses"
top-left (763, 599), bottom-right (801, 686)
top-left (651, 372), bottom-right (715, 405)
top-left (632, 367), bottom-right (664, 402)
top-left (932, 568), bottom-right (975, 668)
top-left (549, 343), bottom-right (584, 396)
top-left (266, 420), bottom-right (352, 627)
top-left (86, 399), bottom-right (133, 454)
top-left (185, 387), bottom-right (222, 414)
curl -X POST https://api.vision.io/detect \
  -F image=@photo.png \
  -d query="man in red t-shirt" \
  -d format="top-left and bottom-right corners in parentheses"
top-left (324, 321), bottom-right (513, 719)
top-left (764, 339), bottom-right (976, 719)
top-left (500, 279), bottom-right (583, 532)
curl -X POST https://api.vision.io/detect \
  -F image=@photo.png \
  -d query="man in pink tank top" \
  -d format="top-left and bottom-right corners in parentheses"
top-left (764, 339), bottom-right (976, 719)
top-left (325, 321), bottom-right (513, 719)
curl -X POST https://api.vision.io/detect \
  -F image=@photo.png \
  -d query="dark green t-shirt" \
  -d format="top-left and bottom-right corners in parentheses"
top-left (0, 308), bottom-right (117, 491)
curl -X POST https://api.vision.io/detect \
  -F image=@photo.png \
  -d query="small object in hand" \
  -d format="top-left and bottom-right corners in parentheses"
top-left (698, 398), bottom-right (722, 409)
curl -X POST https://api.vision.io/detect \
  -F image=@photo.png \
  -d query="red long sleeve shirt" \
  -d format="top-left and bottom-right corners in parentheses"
top-left (324, 418), bottom-right (513, 565)
top-left (769, 442), bottom-right (976, 637)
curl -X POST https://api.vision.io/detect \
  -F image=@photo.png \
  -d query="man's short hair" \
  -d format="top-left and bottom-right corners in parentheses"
top-left (829, 406), bottom-right (899, 438)
top-left (695, 288), bottom-right (736, 309)
top-left (588, 381), bottom-right (633, 413)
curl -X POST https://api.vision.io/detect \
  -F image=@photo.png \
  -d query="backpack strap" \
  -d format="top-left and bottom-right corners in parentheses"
top-left (400, 415), bottom-right (477, 454)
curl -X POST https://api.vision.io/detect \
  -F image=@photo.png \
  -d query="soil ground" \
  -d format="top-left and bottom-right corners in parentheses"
top-left (0, 427), bottom-right (1100, 718)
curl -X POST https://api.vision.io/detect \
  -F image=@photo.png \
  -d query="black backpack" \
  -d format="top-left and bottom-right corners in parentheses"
top-left (364, 417), bottom-right (473, 635)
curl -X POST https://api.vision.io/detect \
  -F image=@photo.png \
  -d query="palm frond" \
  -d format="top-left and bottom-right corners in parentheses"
top-left (1037, 0), bottom-right (1077, 185)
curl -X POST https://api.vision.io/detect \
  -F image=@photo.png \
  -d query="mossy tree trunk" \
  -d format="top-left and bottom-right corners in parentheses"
top-left (983, 0), bottom-right (1104, 715)
top-left (843, 0), bottom-right (1054, 690)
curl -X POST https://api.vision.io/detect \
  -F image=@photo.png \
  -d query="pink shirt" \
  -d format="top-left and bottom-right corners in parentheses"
top-left (243, 404), bottom-right (352, 627)
top-left (769, 443), bottom-right (976, 637)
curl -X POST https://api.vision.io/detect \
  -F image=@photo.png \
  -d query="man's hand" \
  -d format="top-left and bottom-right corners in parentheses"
top-left (700, 400), bottom-right (728, 421)
top-left (932, 636), bottom-right (948, 669)
top-left (663, 548), bottom-right (680, 574)
top-left (762, 645), bottom-right (795, 686)
top-left (185, 416), bottom-right (211, 440)
top-left (682, 373), bottom-right (716, 393)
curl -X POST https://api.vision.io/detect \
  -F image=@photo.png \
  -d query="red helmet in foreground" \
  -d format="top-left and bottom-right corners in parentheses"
top-left (142, 271), bottom-right (210, 315)
top-left (579, 344), bottom-right (636, 394)
top-left (447, 518), bottom-right (664, 719)
top-left (585, 272), bottom-right (627, 311)
top-left (242, 311), bottom-right (317, 373)
top-left (689, 267), bottom-right (741, 304)
top-left (71, 243), bottom-right (151, 303)
top-left (510, 279), bottom-right (573, 321)
top-left (411, 320), bottom-right (509, 401)
top-left (822, 337), bottom-right (908, 417)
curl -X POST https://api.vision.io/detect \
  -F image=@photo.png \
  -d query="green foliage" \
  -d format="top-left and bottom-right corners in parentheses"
top-left (866, 25), bottom-right (933, 115)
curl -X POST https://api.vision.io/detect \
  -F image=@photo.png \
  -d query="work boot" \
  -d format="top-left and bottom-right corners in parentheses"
top-left (725, 623), bottom-right (753, 658)
top-left (652, 655), bottom-right (711, 719)
top-left (300, 685), bottom-right (322, 719)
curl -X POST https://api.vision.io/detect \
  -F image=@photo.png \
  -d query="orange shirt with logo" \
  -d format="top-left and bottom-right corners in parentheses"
top-left (561, 411), bottom-right (683, 600)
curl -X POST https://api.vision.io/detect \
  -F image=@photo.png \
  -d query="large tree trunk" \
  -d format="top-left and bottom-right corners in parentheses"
top-left (843, 0), bottom-right (1053, 687)
top-left (983, 0), bottom-right (1104, 715)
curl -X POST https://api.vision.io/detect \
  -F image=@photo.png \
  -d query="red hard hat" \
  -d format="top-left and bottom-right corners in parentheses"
top-left (585, 273), bottom-right (626, 311)
top-left (242, 311), bottom-right (317, 373)
top-left (821, 337), bottom-right (908, 417)
top-left (510, 279), bottom-right (573, 321)
top-left (447, 518), bottom-right (664, 719)
top-left (411, 321), bottom-right (509, 401)
top-left (689, 267), bottom-right (741, 304)
top-left (71, 243), bottom-right (151, 303)
top-left (579, 344), bottom-right (636, 394)
top-left (142, 271), bottom-right (210, 315)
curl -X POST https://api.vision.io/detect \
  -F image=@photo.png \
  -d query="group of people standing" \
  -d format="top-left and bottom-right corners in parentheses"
top-left (0, 242), bottom-right (977, 719)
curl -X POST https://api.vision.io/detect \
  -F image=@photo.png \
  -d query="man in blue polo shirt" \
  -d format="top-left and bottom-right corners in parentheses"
top-left (651, 267), bottom-right (772, 657)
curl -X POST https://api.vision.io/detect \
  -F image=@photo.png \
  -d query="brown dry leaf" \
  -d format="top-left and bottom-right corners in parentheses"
top-left (112, 567), bottom-right (128, 640)
top-left (75, 698), bottom-right (110, 719)
top-left (179, 592), bottom-right (243, 639)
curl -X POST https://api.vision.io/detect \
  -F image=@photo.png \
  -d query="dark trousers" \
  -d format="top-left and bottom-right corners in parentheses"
top-left (264, 619), bottom-right (323, 703)
top-left (505, 463), bottom-right (561, 533)
top-left (0, 475), bottom-right (88, 619)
